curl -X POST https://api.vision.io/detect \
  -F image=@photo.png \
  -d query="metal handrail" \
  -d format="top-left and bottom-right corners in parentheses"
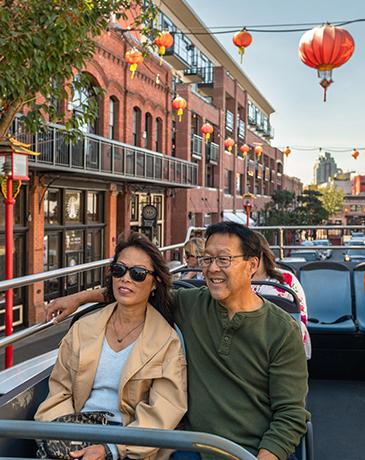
top-left (0, 420), bottom-right (256, 460)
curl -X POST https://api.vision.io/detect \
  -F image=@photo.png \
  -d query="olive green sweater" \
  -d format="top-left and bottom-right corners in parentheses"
top-left (172, 287), bottom-right (309, 460)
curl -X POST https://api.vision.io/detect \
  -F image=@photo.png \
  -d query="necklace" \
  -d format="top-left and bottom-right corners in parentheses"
top-left (112, 317), bottom-right (145, 344)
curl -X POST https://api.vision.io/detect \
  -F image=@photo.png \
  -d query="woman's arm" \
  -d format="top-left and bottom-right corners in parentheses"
top-left (35, 330), bottom-right (77, 421)
top-left (117, 336), bottom-right (188, 459)
top-left (45, 288), bottom-right (107, 322)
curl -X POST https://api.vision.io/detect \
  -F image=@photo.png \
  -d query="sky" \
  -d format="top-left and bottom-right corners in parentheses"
top-left (186, 0), bottom-right (365, 185)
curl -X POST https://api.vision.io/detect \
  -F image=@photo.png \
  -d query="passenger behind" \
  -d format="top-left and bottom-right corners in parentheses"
top-left (35, 233), bottom-right (187, 460)
top-left (180, 237), bottom-right (205, 280)
top-left (252, 232), bottom-right (312, 360)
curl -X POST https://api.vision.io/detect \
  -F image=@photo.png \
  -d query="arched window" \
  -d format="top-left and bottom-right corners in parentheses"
top-left (155, 117), bottom-right (163, 152)
top-left (109, 97), bottom-right (118, 139)
top-left (144, 112), bottom-right (152, 149)
top-left (132, 107), bottom-right (141, 146)
top-left (72, 74), bottom-right (100, 134)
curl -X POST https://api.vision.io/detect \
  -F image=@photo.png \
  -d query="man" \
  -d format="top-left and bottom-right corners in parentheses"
top-left (46, 222), bottom-right (309, 460)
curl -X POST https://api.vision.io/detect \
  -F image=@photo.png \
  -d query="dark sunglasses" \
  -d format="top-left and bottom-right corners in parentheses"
top-left (110, 262), bottom-right (155, 282)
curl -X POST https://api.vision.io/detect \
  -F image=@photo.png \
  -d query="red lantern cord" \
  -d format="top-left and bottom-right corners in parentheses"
top-left (233, 29), bottom-right (253, 64)
top-left (201, 123), bottom-right (214, 143)
top-left (299, 24), bottom-right (355, 102)
top-left (224, 138), bottom-right (235, 153)
top-left (125, 49), bottom-right (144, 79)
top-left (352, 149), bottom-right (360, 160)
top-left (172, 96), bottom-right (187, 122)
top-left (240, 144), bottom-right (250, 157)
top-left (154, 31), bottom-right (174, 65)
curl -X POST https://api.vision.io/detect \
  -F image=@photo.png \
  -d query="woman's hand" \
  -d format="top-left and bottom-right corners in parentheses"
top-left (44, 293), bottom-right (82, 323)
top-left (70, 444), bottom-right (107, 460)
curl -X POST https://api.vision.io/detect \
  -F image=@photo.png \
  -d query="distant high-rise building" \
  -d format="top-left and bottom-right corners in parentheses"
top-left (313, 152), bottom-right (338, 184)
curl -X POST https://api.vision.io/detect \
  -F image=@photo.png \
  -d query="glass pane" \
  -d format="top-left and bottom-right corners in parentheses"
top-left (85, 229), bottom-right (102, 286)
top-left (64, 191), bottom-right (82, 223)
top-left (0, 186), bottom-right (26, 229)
top-left (44, 233), bottom-right (62, 297)
top-left (65, 229), bottom-right (83, 252)
top-left (0, 233), bottom-right (24, 304)
top-left (87, 192), bottom-right (103, 223)
top-left (44, 189), bottom-right (61, 225)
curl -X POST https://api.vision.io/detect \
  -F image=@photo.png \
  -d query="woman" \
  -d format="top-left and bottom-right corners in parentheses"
top-left (35, 232), bottom-right (187, 460)
top-left (180, 238), bottom-right (205, 280)
top-left (252, 232), bottom-right (311, 359)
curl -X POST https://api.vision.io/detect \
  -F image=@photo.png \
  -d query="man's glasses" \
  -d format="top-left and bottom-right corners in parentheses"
top-left (198, 255), bottom-right (248, 268)
top-left (110, 262), bottom-right (155, 282)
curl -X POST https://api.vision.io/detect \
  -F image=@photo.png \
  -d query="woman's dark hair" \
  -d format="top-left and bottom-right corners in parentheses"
top-left (255, 232), bottom-right (284, 283)
top-left (205, 221), bottom-right (262, 259)
top-left (105, 232), bottom-right (173, 326)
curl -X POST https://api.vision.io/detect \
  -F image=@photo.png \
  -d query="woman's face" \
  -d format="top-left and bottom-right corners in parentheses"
top-left (184, 246), bottom-right (199, 268)
top-left (112, 246), bottom-right (156, 308)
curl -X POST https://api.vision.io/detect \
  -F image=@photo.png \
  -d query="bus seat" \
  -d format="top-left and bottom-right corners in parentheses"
top-left (295, 420), bottom-right (314, 460)
top-left (299, 262), bottom-right (356, 333)
top-left (354, 262), bottom-right (365, 332)
top-left (276, 261), bottom-right (298, 276)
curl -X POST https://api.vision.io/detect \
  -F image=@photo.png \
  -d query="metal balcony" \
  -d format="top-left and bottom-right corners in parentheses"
top-left (191, 134), bottom-right (203, 160)
top-left (183, 67), bottom-right (205, 83)
top-left (13, 120), bottom-right (198, 188)
top-left (206, 142), bottom-right (219, 165)
top-left (197, 67), bottom-right (214, 97)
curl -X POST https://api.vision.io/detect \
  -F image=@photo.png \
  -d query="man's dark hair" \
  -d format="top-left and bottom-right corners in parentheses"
top-left (205, 221), bottom-right (262, 259)
top-left (105, 232), bottom-right (173, 326)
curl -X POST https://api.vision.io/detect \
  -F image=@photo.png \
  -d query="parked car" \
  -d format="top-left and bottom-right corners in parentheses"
top-left (312, 239), bottom-right (332, 259)
top-left (290, 249), bottom-right (321, 262)
top-left (344, 248), bottom-right (365, 262)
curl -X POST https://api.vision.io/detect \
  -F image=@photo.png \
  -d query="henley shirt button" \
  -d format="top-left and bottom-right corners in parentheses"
top-left (224, 336), bottom-right (229, 342)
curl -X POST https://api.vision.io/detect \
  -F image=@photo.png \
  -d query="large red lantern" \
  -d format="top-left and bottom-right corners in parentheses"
top-left (299, 24), bottom-right (355, 101)
top-left (172, 96), bottom-right (187, 122)
top-left (154, 31), bottom-right (174, 65)
top-left (201, 123), bottom-right (214, 143)
top-left (233, 29), bottom-right (253, 64)
top-left (240, 144), bottom-right (250, 157)
top-left (283, 146), bottom-right (291, 158)
top-left (352, 149), bottom-right (360, 160)
top-left (125, 48), bottom-right (144, 79)
top-left (224, 138), bottom-right (235, 153)
top-left (254, 145), bottom-right (263, 158)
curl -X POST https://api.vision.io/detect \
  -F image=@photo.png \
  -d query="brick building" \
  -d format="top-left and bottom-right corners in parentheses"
top-left (0, 0), bottom-right (300, 327)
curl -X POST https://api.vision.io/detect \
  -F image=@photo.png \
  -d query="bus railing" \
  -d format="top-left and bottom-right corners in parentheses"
top-left (0, 420), bottom-right (256, 460)
top-left (0, 224), bottom-right (363, 353)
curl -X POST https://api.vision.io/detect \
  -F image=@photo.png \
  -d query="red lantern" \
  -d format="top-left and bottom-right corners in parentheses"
top-left (299, 24), bottom-right (355, 101)
top-left (125, 48), bottom-right (144, 79)
top-left (240, 144), bottom-right (250, 157)
top-left (283, 146), bottom-right (291, 157)
top-left (233, 29), bottom-right (253, 64)
top-left (224, 138), bottom-right (235, 153)
top-left (172, 96), bottom-right (187, 122)
top-left (254, 145), bottom-right (263, 158)
top-left (154, 31), bottom-right (174, 65)
top-left (352, 149), bottom-right (360, 160)
top-left (201, 123), bottom-right (214, 143)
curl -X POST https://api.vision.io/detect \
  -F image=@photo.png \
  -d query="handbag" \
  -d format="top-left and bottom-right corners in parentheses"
top-left (36, 411), bottom-right (114, 459)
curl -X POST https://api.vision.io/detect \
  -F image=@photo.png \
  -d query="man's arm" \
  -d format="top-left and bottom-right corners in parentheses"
top-left (259, 322), bottom-right (309, 460)
top-left (45, 288), bottom-right (107, 322)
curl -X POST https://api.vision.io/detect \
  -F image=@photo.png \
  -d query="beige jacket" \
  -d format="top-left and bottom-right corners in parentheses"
top-left (35, 302), bottom-right (187, 459)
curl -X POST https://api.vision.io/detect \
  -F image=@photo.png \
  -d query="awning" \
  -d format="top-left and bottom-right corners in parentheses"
top-left (223, 212), bottom-right (255, 226)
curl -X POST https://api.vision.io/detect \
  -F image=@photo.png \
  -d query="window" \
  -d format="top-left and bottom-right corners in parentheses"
top-left (225, 111), bottom-right (234, 132)
top-left (236, 173), bottom-right (243, 195)
top-left (64, 191), bottom-right (82, 224)
top-left (155, 117), bottom-right (163, 152)
top-left (224, 169), bottom-right (233, 195)
top-left (132, 107), bottom-right (141, 146)
top-left (144, 112), bottom-right (152, 149)
top-left (72, 74), bottom-right (100, 134)
top-left (44, 233), bottom-right (62, 296)
top-left (109, 97), bottom-right (117, 139)
top-left (44, 189), bottom-right (61, 225)
top-left (87, 191), bottom-right (103, 223)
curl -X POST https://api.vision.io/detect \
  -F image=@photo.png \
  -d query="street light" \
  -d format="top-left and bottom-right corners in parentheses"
top-left (0, 136), bottom-right (39, 368)
top-left (243, 193), bottom-right (254, 227)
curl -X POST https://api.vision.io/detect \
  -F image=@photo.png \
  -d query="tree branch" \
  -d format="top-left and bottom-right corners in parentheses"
top-left (0, 98), bottom-right (23, 137)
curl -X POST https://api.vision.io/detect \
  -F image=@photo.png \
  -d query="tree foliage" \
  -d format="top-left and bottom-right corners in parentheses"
top-left (0, 0), bottom-right (158, 137)
top-left (263, 189), bottom-right (329, 226)
top-left (319, 185), bottom-right (344, 217)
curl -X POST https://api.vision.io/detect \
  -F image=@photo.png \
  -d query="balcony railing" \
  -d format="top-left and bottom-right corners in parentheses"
top-left (206, 142), bottom-right (219, 165)
top-left (13, 120), bottom-right (198, 188)
top-left (191, 134), bottom-right (203, 160)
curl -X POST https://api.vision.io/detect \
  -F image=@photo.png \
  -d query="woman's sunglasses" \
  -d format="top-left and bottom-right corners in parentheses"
top-left (110, 262), bottom-right (155, 282)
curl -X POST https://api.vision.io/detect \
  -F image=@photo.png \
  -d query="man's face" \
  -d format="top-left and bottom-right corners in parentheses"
top-left (202, 233), bottom-right (259, 307)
